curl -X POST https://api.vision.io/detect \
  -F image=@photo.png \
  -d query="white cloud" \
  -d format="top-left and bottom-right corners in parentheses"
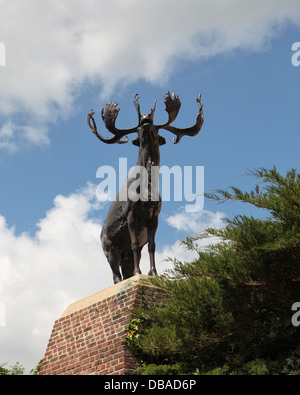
top-left (167, 208), bottom-right (226, 234)
top-left (0, 122), bottom-right (49, 152)
top-left (0, 183), bottom-right (111, 372)
top-left (0, 0), bottom-right (300, 149)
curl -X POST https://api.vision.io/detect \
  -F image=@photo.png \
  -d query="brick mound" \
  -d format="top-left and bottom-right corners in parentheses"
top-left (39, 274), bottom-right (162, 375)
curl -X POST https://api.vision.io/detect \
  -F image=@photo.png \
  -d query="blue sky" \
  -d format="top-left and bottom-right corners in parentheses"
top-left (0, 0), bottom-right (300, 372)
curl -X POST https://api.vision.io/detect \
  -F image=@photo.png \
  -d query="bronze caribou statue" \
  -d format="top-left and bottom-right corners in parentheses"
top-left (87, 92), bottom-right (204, 283)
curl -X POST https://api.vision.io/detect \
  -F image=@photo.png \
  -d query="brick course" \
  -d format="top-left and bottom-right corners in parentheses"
top-left (39, 275), bottom-right (163, 375)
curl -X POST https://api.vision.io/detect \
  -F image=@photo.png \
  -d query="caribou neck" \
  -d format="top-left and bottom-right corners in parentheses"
top-left (136, 125), bottom-right (160, 170)
top-left (134, 125), bottom-right (160, 203)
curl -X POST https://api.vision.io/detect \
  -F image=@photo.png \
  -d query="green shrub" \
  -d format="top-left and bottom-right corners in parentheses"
top-left (127, 167), bottom-right (300, 375)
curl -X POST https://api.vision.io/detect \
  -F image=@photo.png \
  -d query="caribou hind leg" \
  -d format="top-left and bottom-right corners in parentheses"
top-left (108, 247), bottom-right (122, 284)
top-left (101, 226), bottom-right (122, 283)
top-left (120, 252), bottom-right (134, 280)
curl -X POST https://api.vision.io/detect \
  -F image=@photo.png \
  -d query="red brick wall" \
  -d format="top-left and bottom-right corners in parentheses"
top-left (39, 276), bottom-right (163, 375)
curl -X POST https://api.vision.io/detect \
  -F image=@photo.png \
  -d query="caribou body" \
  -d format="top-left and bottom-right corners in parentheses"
top-left (87, 92), bottom-right (204, 283)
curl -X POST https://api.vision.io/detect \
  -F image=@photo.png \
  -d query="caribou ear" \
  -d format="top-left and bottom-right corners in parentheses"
top-left (132, 136), bottom-right (140, 146)
top-left (158, 135), bottom-right (166, 146)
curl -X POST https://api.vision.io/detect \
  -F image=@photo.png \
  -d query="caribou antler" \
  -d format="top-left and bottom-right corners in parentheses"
top-left (134, 94), bottom-right (141, 120)
top-left (156, 91), bottom-right (181, 129)
top-left (87, 101), bottom-right (138, 144)
top-left (134, 93), bottom-right (157, 125)
top-left (87, 92), bottom-right (204, 145)
top-left (159, 94), bottom-right (204, 144)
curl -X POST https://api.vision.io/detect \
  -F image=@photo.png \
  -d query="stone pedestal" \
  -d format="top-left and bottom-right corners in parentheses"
top-left (39, 275), bottom-right (162, 375)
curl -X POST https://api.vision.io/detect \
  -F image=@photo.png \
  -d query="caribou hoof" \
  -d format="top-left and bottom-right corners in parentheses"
top-left (133, 269), bottom-right (142, 276)
top-left (113, 274), bottom-right (122, 284)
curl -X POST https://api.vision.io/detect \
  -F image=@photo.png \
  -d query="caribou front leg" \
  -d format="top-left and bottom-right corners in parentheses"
top-left (128, 211), bottom-right (142, 276)
top-left (147, 218), bottom-right (158, 277)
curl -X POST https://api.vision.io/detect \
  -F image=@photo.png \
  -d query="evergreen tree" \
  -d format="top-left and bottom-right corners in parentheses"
top-left (0, 362), bottom-right (25, 375)
top-left (127, 167), bottom-right (300, 374)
